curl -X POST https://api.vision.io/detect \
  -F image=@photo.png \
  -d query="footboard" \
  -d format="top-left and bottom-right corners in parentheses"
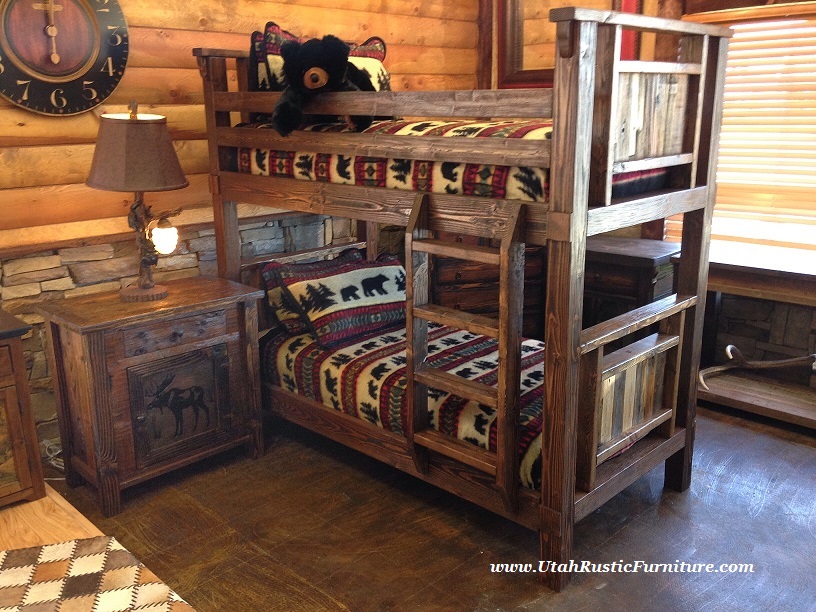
top-left (576, 294), bottom-right (696, 496)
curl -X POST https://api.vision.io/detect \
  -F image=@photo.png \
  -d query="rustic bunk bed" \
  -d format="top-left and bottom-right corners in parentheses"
top-left (194, 8), bottom-right (731, 590)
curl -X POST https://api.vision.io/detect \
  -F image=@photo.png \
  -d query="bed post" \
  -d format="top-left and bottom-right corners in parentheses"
top-left (664, 34), bottom-right (729, 491)
top-left (195, 49), bottom-right (244, 281)
top-left (540, 16), bottom-right (597, 591)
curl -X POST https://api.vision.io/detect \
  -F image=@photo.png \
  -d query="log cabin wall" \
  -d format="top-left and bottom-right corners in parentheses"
top-left (0, 0), bottom-right (480, 458)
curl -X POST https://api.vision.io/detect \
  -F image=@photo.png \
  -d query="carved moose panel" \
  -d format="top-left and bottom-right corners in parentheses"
top-left (127, 345), bottom-right (230, 468)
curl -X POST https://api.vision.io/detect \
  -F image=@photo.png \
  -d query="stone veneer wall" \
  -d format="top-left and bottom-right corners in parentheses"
top-left (714, 295), bottom-right (816, 389)
top-left (0, 214), bottom-right (351, 461)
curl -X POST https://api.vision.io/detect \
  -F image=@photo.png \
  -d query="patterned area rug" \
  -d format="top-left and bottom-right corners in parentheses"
top-left (0, 536), bottom-right (194, 611)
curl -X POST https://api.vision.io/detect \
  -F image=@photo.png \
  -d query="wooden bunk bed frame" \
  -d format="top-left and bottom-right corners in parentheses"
top-left (194, 8), bottom-right (731, 590)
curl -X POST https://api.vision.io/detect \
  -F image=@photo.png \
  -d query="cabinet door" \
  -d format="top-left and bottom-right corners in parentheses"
top-left (127, 344), bottom-right (231, 469)
top-left (0, 384), bottom-right (33, 500)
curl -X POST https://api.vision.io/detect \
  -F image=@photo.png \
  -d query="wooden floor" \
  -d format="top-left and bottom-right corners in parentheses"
top-left (18, 406), bottom-right (816, 611)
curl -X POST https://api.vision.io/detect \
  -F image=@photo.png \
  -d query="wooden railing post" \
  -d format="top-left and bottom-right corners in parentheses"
top-left (540, 16), bottom-right (598, 592)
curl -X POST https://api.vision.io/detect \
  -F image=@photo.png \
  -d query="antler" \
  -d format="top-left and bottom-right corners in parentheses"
top-left (153, 373), bottom-right (176, 396)
top-left (699, 344), bottom-right (816, 391)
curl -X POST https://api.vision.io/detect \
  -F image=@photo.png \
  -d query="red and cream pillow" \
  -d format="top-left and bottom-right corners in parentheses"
top-left (275, 253), bottom-right (406, 347)
top-left (261, 248), bottom-right (364, 335)
top-left (250, 22), bottom-right (390, 93)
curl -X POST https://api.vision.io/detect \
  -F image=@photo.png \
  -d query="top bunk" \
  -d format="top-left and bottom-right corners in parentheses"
top-left (193, 8), bottom-right (731, 280)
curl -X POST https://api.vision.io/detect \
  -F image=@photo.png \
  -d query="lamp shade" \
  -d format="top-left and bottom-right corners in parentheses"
top-left (86, 113), bottom-right (189, 192)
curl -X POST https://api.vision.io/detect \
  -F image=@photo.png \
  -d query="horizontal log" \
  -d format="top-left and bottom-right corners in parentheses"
top-left (108, 66), bottom-right (233, 105)
top-left (129, 27), bottom-right (249, 69)
top-left (0, 104), bottom-right (207, 146)
top-left (218, 172), bottom-right (552, 245)
top-left (120, 0), bottom-right (478, 48)
top-left (0, 140), bottom-right (209, 190)
top-left (214, 126), bottom-right (551, 168)
top-left (0, 203), bottom-right (292, 259)
top-left (1, 174), bottom-right (212, 230)
top-left (587, 187), bottom-right (708, 236)
top-left (212, 89), bottom-right (553, 119)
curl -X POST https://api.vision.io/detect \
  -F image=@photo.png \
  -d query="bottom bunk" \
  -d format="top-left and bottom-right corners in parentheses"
top-left (255, 247), bottom-right (694, 534)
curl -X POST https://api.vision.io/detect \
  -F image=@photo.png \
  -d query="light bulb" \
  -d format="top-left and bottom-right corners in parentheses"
top-left (150, 220), bottom-right (178, 255)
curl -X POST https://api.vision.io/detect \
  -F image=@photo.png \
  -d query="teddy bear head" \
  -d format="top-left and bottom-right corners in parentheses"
top-left (280, 35), bottom-right (350, 96)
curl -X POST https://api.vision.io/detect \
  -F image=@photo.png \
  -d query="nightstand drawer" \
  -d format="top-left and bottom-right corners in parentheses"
top-left (123, 310), bottom-right (227, 357)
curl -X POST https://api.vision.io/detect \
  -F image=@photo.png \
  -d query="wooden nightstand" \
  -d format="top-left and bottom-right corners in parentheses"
top-left (0, 310), bottom-right (46, 509)
top-left (38, 276), bottom-right (264, 516)
top-left (583, 236), bottom-right (681, 327)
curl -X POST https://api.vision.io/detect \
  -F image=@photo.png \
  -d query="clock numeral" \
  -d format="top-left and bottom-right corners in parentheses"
top-left (107, 26), bottom-right (124, 46)
top-left (95, 0), bottom-right (110, 12)
top-left (0, 55), bottom-right (5, 75)
top-left (100, 57), bottom-right (114, 77)
top-left (50, 88), bottom-right (67, 108)
top-left (82, 81), bottom-right (98, 101)
top-left (16, 80), bottom-right (31, 101)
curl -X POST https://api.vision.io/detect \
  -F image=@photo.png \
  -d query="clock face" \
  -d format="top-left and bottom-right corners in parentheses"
top-left (0, 0), bottom-right (128, 115)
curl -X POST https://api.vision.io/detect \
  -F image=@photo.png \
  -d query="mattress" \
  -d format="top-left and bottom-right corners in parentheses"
top-left (230, 119), bottom-right (668, 202)
top-left (262, 322), bottom-right (545, 488)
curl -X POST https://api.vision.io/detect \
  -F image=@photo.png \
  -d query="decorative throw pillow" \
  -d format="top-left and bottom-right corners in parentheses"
top-left (277, 254), bottom-right (406, 347)
top-left (249, 22), bottom-right (391, 93)
top-left (261, 248), bottom-right (364, 335)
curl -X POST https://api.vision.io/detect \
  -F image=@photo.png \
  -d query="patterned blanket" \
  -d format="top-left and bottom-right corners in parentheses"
top-left (230, 118), bottom-right (668, 203)
top-left (0, 536), bottom-right (194, 611)
top-left (262, 323), bottom-right (545, 488)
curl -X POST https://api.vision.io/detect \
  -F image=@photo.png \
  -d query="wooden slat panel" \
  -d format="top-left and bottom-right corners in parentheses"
top-left (213, 126), bottom-right (552, 168)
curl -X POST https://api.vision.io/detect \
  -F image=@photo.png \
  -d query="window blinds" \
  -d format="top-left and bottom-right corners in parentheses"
top-left (668, 7), bottom-right (816, 250)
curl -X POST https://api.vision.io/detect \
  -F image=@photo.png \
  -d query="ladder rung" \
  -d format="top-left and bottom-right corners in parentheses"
top-left (412, 239), bottom-right (501, 265)
top-left (413, 304), bottom-right (500, 338)
top-left (415, 364), bottom-right (498, 408)
top-left (413, 430), bottom-right (497, 475)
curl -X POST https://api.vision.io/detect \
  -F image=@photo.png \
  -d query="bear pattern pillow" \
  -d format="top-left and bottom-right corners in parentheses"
top-left (261, 248), bottom-right (364, 335)
top-left (249, 22), bottom-right (391, 93)
top-left (277, 254), bottom-right (406, 347)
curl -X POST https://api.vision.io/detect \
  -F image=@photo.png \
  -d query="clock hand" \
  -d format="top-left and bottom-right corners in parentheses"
top-left (42, 0), bottom-right (60, 64)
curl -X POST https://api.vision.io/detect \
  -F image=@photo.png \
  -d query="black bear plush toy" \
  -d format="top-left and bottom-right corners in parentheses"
top-left (272, 35), bottom-right (375, 136)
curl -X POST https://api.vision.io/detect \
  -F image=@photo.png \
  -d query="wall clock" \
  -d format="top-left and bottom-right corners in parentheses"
top-left (0, 0), bottom-right (128, 115)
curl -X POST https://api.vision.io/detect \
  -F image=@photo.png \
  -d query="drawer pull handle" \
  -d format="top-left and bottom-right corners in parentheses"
top-left (455, 272), bottom-right (462, 281)
top-left (170, 330), bottom-right (184, 341)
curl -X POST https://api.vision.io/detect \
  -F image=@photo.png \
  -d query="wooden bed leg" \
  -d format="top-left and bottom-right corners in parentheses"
top-left (539, 523), bottom-right (572, 592)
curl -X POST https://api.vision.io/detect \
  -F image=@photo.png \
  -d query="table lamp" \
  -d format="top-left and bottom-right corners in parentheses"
top-left (86, 102), bottom-right (188, 302)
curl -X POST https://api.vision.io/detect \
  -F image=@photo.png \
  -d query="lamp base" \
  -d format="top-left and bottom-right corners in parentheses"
top-left (120, 284), bottom-right (169, 302)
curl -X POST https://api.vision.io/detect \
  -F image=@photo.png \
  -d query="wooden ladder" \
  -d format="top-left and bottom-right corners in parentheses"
top-left (405, 193), bottom-right (525, 512)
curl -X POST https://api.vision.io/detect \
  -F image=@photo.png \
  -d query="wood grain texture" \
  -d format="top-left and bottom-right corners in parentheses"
top-left (2, 0), bottom-right (482, 236)
top-left (0, 485), bottom-right (103, 550)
